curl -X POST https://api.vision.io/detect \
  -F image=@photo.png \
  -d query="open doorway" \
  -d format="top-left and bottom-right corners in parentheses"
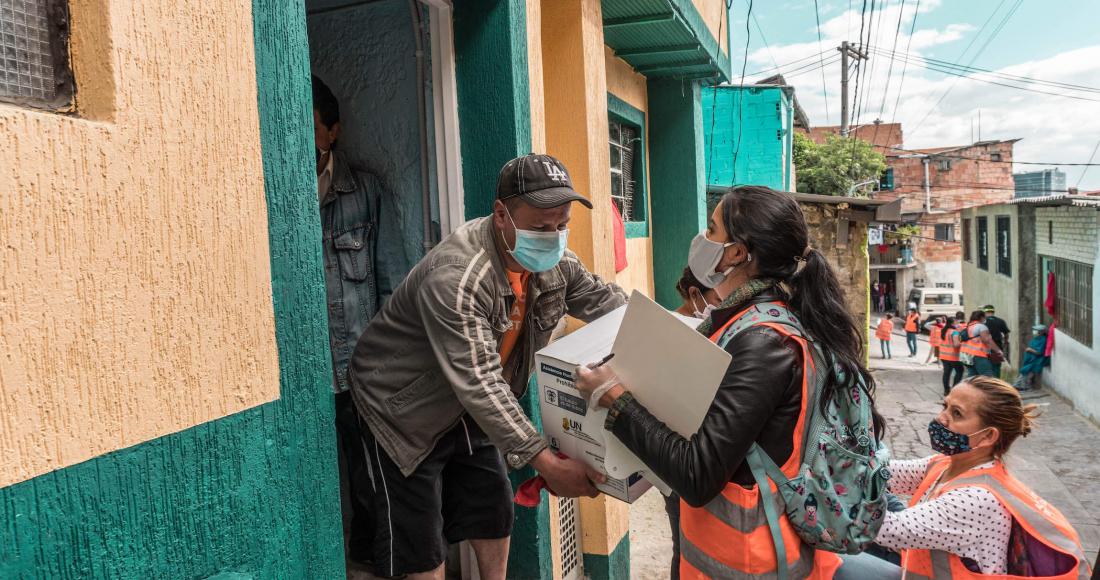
top-left (303, 0), bottom-right (464, 575)
top-left (875, 270), bottom-right (898, 314)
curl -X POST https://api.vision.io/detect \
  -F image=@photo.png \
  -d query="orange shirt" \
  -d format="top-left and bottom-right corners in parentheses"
top-left (497, 270), bottom-right (530, 364)
top-left (875, 319), bottom-right (894, 341)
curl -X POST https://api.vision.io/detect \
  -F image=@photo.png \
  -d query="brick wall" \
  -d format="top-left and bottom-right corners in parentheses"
top-left (1035, 206), bottom-right (1100, 264)
top-left (882, 142), bottom-right (1016, 215)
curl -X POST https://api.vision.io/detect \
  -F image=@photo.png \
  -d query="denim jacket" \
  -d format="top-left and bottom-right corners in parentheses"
top-left (321, 151), bottom-right (395, 392)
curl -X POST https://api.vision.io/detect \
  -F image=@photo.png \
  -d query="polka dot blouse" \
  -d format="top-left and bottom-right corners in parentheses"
top-left (875, 456), bottom-right (1012, 575)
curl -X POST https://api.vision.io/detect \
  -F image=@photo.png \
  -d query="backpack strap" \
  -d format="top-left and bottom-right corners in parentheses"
top-left (747, 446), bottom-right (790, 580)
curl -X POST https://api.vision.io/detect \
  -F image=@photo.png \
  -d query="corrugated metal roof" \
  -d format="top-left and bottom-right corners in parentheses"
top-left (603, 0), bottom-right (731, 82)
top-left (1007, 194), bottom-right (1100, 207)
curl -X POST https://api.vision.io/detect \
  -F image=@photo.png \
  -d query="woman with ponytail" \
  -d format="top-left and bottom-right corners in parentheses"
top-left (838, 376), bottom-right (1091, 580)
top-left (576, 186), bottom-right (884, 579)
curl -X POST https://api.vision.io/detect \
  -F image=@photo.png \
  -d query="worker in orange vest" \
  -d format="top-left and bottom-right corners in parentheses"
top-left (960, 310), bottom-right (1005, 378)
top-left (876, 313), bottom-right (895, 359)
top-left (576, 187), bottom-right (884, 579)
top-left (938, 316), bottom-right (965, 395)
top-left (837, 377), bottom-right (1091, 579)
top-left (924, 316), bottom-right (945, 366)
top-left (904, 307), bottom-right (921, 357)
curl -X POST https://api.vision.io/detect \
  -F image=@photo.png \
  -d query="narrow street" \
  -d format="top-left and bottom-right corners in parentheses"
top-left (631, 328), bottom-right (1100, 578)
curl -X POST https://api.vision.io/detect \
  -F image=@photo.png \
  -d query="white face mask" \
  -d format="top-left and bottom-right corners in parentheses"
top-left (687, 231), bottom-right (751, 288)
top-left (687, 232), bottom-right (735, 288)
top-left (691, 290), bottom-right (724, 319)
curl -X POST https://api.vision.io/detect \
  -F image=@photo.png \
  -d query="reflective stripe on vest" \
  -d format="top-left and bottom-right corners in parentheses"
top-left (679, 303), bottom-right (834, 579)
top-left (959, 322), bottom-right (990, 358)
top-left (901, 457), bottom-right (1091, 580)
top-left (938, 330), bottom-right (961, 362)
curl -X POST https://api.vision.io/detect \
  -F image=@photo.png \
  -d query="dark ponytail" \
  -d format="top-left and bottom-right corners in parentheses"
top-left (940, 316), bottom-right (955, 342)
top-left (719, 186), bottom-right (885, 439)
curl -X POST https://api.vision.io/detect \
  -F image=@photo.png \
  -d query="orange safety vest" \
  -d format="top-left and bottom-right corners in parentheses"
top-left (905, 313), bottom-right (920, 333)
top-left (875, 320), bottom-right (894, 341)
top-left (679, 303), bottom-right (842, 580)
top-left (938, 328), bottom-right (962, 362)
top-left (929, 324), bottom-right (943, 349)
top-left (959, 322), bottom-right (990, 359)
top-left (902, 456), bottom-right (1091, 580)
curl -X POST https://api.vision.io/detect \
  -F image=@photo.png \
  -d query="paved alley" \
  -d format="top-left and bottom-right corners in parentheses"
top-left (631, 328), bottom-right (1100, 578)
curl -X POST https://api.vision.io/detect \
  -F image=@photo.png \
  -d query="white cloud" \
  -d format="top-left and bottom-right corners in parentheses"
top-left (743, 1), bottom-right (1100, 189)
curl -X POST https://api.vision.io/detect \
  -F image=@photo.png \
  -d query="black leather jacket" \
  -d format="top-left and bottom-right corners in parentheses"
top-left (607, 290), bottom-right (805, 508)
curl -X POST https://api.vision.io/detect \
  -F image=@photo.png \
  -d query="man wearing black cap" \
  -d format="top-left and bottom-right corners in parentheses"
top-left (347, 154), bottom-right (627, 579)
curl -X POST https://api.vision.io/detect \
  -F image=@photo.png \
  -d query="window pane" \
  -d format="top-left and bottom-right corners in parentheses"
top-left (610, 144), bottom-right (621, 170)
top-left (977, 217), bottom-right (989, 271)
top-left (0, 0), bottom-right (72, 109)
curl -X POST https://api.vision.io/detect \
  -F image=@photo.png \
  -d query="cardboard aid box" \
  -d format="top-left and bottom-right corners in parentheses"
top-left (535, 306), bottom-right (651, 502)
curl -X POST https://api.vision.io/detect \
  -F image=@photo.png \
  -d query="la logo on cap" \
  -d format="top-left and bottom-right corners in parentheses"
top-left (542, 160), bottom-right (568, 183)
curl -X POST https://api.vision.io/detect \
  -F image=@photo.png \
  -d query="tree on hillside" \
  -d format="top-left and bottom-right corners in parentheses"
top-left (793, 132), bottom-right (887, 197)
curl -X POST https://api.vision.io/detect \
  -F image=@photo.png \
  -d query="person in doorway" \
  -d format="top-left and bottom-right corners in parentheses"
top-left (346, 154), bottom-right (625, 580)
top-left (1015, 325), bottom-right (1051, 392)
top-left (575, 185), bottom-right (886, 579)
top-left (871, 280), bottom-right (882, 313)
top-left (983, 304), bottom-right (1012, 363)
top-left (923, 316), bottom-right (945, 366)
top-left (313, 75), bottom-right (397, 564)
top-left (904, 307), bottom-right (921, 357)
top-left (876, 313), bottom-right (895, 359)
top-left (837, 377), bottom-right (1091, 580)
top-left (962, 310), bottom-right (1005, 378)
top-left (938, 316), bottom-right (965, 395)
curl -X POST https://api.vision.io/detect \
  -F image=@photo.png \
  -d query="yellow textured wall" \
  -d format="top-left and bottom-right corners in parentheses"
top-left (605, 48), bottom-right (655, 299)
top-left (541, 0), bottom-right (615, 279)
top-left (692, 0), bottom-right (730, 58)
top-left (0, 0), bottom-right (279, 487)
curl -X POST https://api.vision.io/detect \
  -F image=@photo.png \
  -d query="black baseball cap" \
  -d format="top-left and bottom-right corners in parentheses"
top-left (496, 153), bottom-right (593, 209)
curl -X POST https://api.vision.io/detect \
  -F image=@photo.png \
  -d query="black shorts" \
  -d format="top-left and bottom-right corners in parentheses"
top-left (356, 416), bottom-right (514, 577)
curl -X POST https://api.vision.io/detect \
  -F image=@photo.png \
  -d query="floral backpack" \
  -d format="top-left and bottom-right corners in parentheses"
top-left (716, 303), bottom-right (892, 580)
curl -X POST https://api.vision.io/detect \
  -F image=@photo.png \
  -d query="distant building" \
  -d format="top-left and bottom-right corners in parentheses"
top-left (962, 194), bottom-right (1099, 421)
top-left (1014, 169), bottom-right (1067, 198)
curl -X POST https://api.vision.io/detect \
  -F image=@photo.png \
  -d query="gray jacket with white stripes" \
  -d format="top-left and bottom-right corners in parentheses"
top-left (348, 216), bottom-right (627, 477)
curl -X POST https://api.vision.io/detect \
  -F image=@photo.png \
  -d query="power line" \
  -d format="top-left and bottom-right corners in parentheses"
top-left (867, 49), bottom-right (1100, 103)
top-left (705, 0), bottom-right (733, 185)
top-left (882, 144), bottom-right (1100, 166)
top-left (730, 0), bottom-right (754, 176)
top-left (1076, 140), bottom-right (1100, 187)
top-left (873, 0), bottom-right (906, 146)
top-left (814, 0), bottom-right (831, 123)
top-left (746, 0), bottom-right (780, 73)
top-left (867, 46), bottom-right (1100, 94)
top-left (909, 0), bottom-right (1024, 137)
top-left (889, 0), bottom-right (920, 125)
top-left (753, 54), bottom-right (840, 82)
top-left (744, 50), bottom-right (829, 78)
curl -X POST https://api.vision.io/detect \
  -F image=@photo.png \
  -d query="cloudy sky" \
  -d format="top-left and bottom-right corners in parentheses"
top-left (727, 0), bottom-right (1100, 191)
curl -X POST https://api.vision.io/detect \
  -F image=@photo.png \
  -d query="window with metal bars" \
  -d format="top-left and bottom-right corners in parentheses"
top-left (1040, 256), bottom-right (1093, 347)
top-left (996, 216), bottom-right (1011, 277)
top-left (609, 119), bottom-right (638, 223)
top-left (977, 217), bottom-right (989, 271)
top-left (962, 218), bottom-right (972, 262)
top-left (0, 0), bottom-right (74, 110)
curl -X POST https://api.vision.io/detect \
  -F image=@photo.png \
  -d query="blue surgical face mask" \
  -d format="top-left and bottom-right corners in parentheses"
top-left (928, 420), bottom-right (990, 456)
top-left (504, 208), bottom-right (568, 273)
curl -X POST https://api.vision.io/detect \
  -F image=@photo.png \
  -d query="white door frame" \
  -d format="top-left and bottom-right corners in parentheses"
top-left (421, 0), bottom-right (465, 236)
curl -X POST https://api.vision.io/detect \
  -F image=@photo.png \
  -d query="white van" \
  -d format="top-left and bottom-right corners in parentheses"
top-left (907, 288), bottom-right (964, 327)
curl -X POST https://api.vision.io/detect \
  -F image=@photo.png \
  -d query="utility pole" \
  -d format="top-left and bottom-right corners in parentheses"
top-left (838, 41), bottom-right (869, 137)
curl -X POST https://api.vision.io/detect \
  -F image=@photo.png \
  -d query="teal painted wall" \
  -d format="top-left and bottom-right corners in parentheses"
top-left (0, 1), bottom-right (345, 578)
top-left (454, 0), bottom-right (532, 220)
top-left (452, 4), bottom-right (555, 578)
top-left (703, 85), bottom-right (793, 191)
top-left (649, 78), bottom-right (707, 309)
top-left (582, 535), bottom-right (630, 580)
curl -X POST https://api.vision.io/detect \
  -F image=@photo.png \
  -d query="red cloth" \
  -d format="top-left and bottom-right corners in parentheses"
top-left (1045, 272), bottom-right (1057, 357)
top-left (514, 475), bottom-right (555, 507)
top-left (878, 244), bottom-right (889, 254)
top-left (611, 200), bottom-right (628, 273)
